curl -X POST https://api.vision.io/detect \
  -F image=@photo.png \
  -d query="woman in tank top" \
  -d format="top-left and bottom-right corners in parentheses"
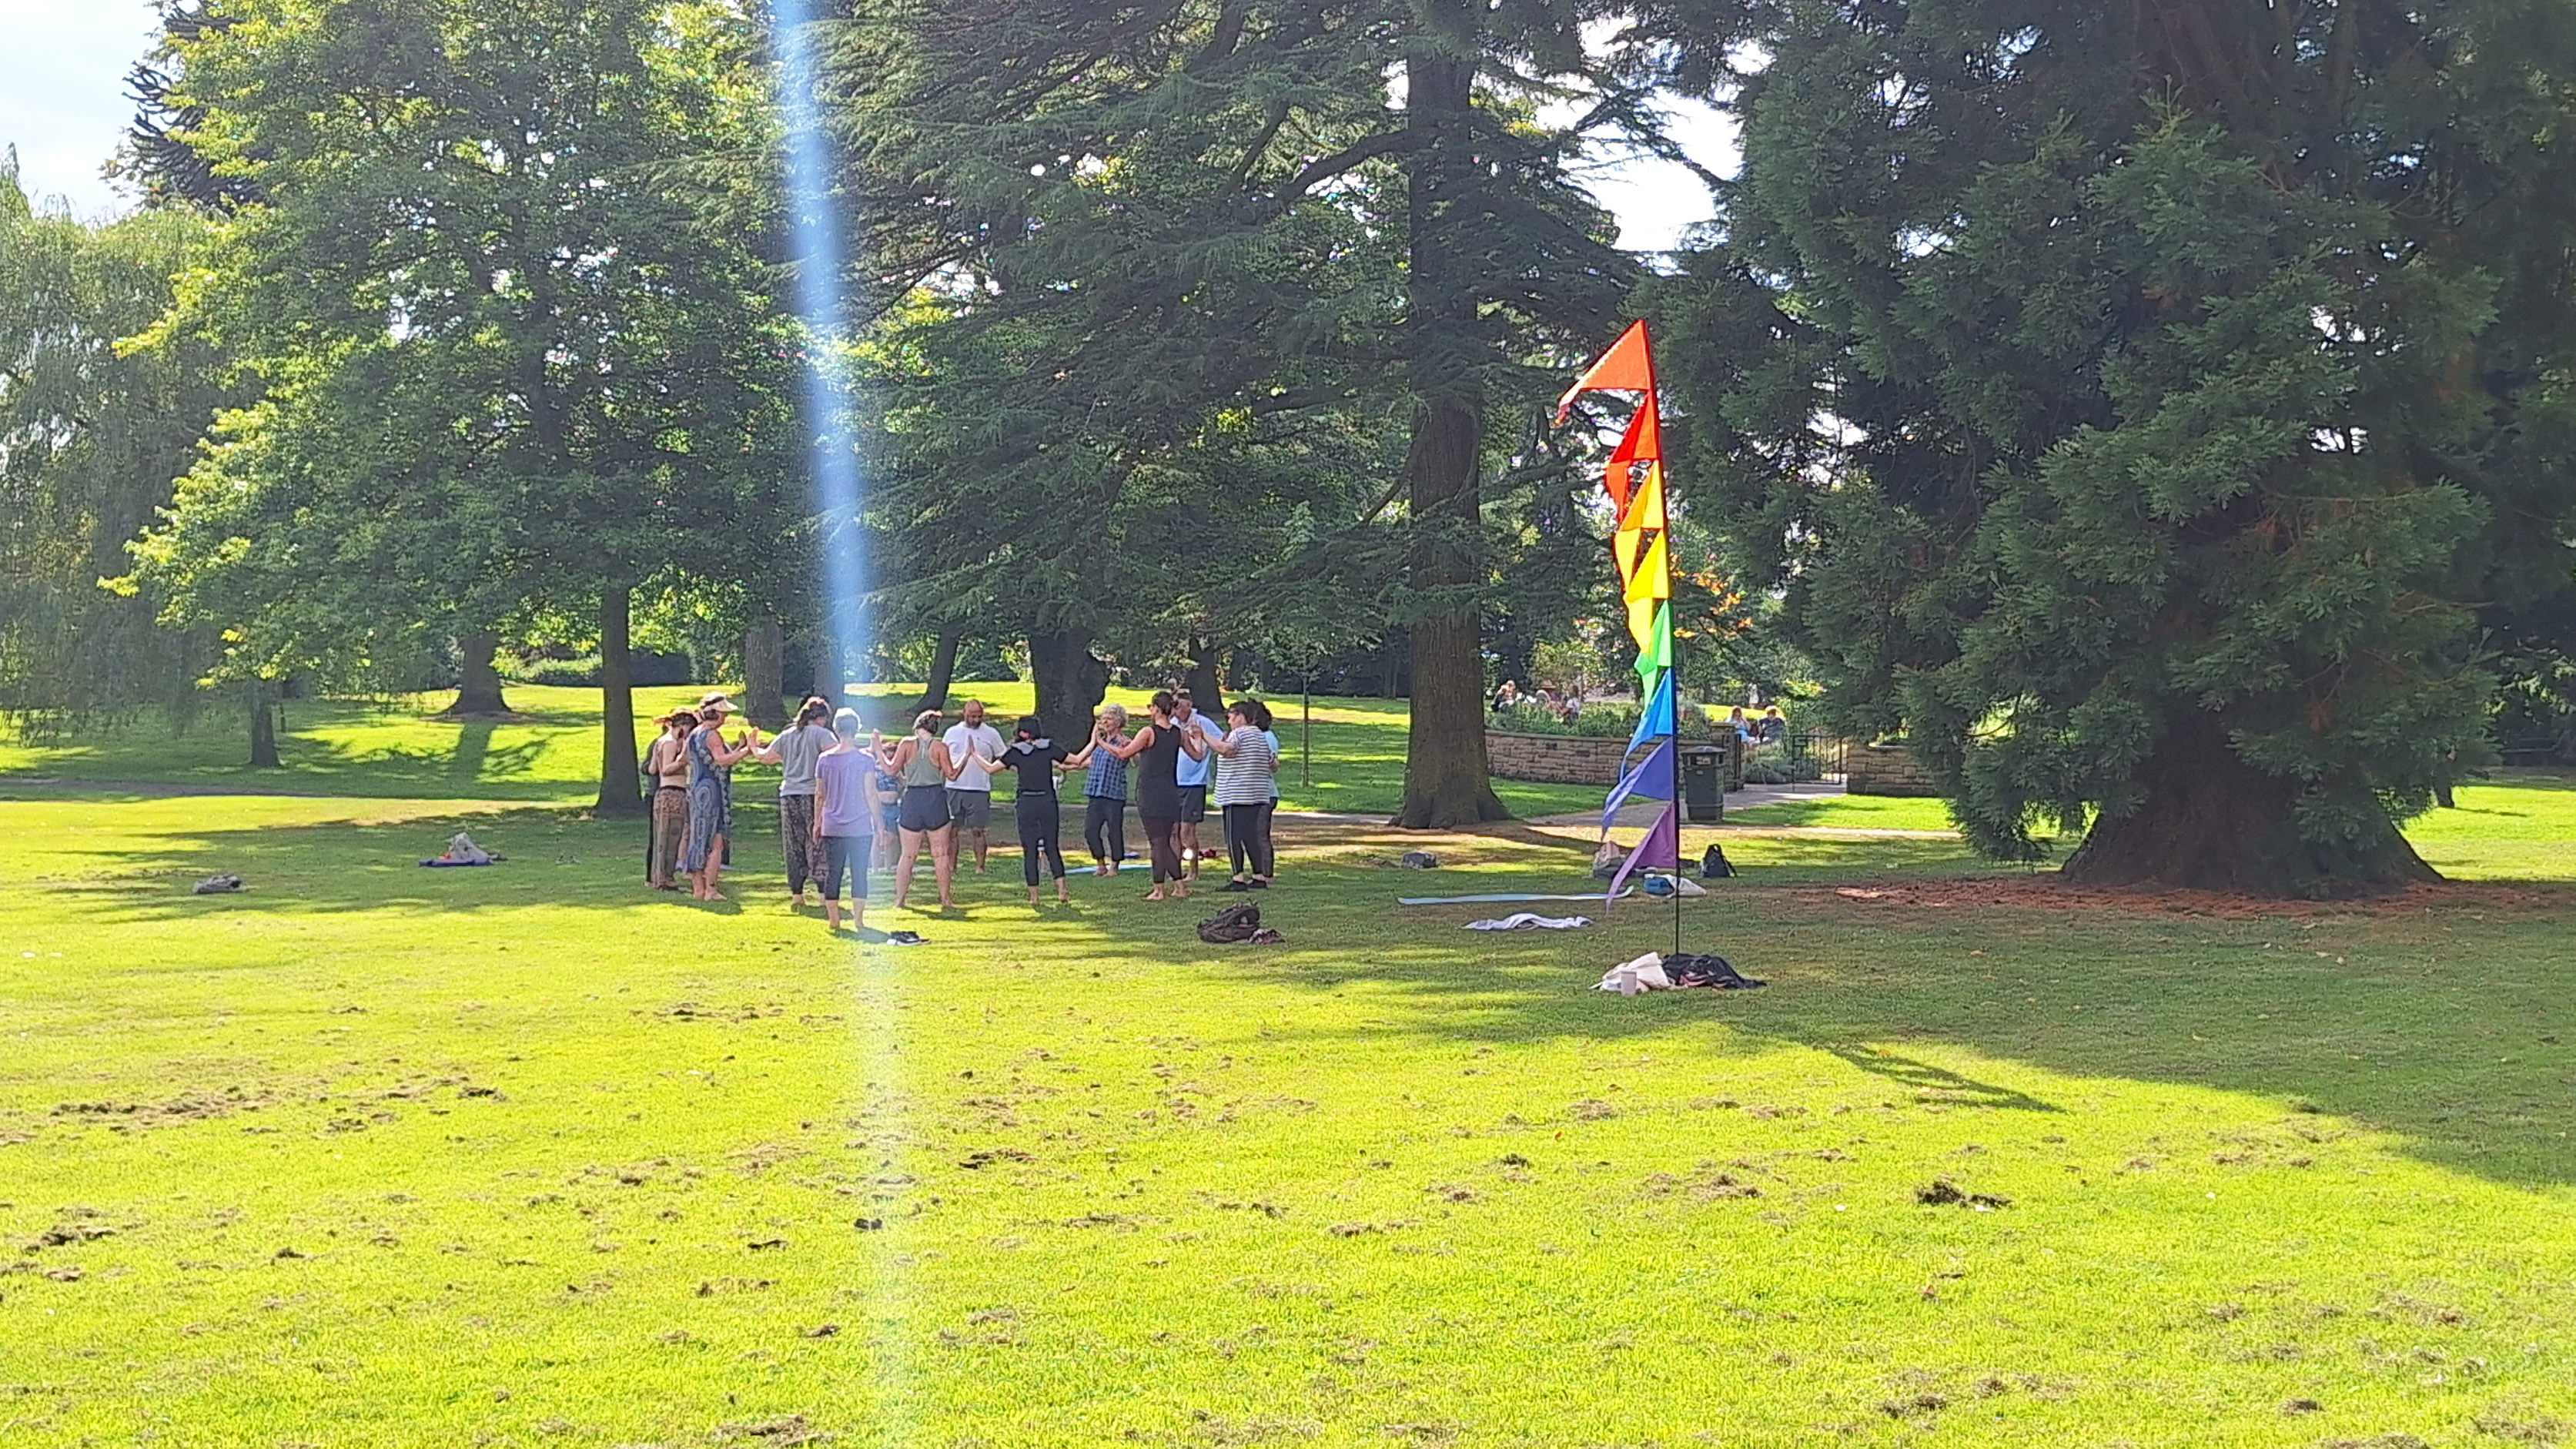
top-left (1107, 689), bottom-right (1206, 902)
top-left (889, 709), bottom-right (961, 911)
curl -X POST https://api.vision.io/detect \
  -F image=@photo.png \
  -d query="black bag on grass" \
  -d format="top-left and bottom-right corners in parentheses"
top-left (1701, 844), bottom-right (1735, 879)
top-left (1197, 902), bottom-right (1263, 944)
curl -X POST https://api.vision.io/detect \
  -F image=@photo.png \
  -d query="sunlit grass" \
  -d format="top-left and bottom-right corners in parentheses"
top-left (2, 709), bottom-right (2572, 1445)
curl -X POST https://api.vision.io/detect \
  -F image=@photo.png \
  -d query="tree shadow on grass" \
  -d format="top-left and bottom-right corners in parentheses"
top-left (22, 799), bottom-right (2576, 1192)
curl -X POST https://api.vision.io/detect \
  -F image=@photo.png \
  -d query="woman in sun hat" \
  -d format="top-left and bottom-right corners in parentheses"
top-left (643, 709), bottom-right (698, 889)
top-left (680, 694), bottom-right (762, 901)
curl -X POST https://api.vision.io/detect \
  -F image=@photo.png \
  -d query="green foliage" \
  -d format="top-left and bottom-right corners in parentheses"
top-left (122, 0), bottom-right (801, 690)
top-left (0, 159), bottom-right (225, 734)
top-left (1654, 0), bottom-right (2576, 888)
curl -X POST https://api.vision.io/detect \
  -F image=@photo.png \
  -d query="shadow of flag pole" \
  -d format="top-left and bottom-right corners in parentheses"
top-left (1557, 320), bottom-right (1682, 959)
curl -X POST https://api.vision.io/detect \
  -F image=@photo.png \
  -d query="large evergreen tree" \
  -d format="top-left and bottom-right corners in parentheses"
top-left (834, 0), bottom-right (1641, 823)
top-left (1655, 0), bottom-right (2576, 895)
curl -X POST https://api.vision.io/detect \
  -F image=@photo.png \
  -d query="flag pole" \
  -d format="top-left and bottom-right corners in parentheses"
top-left (1644, 351), bottom-right (1681, 964)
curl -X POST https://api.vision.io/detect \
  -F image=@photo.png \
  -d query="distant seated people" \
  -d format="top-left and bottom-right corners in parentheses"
top-left (1725, 707), bottom-right (1754, 745)
top-left (1492, 681), bottom-right (1519, 712)
top-left (1758, 706), bottom-right (1786, 744)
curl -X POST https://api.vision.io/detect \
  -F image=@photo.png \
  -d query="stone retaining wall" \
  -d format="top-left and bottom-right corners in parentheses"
top-left (1486, 731), bottom-right (1655, 787)
top-left (1847, 742), bottom-right (1942, 797)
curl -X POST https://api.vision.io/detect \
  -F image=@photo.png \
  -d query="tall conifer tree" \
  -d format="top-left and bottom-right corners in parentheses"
top-left (1656, 0), bottom-right (2576, 894)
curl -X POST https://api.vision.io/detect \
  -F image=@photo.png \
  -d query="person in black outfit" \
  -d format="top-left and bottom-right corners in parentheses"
top-left (1108, 689), bottom-right (1206, 902)
top-left (992, 715), bottom-right (1075, 905)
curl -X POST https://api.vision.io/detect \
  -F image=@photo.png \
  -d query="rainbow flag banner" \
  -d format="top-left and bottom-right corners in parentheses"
top-left (1556, 321), bottom-right (1678, 902)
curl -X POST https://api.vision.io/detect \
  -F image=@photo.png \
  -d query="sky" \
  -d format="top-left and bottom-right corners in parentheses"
top-left (0, 1), bottom-right (1732, 247)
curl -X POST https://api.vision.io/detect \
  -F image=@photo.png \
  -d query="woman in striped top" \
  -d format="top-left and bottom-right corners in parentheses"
top-left (1206, 699), bottom-right (1280, 892)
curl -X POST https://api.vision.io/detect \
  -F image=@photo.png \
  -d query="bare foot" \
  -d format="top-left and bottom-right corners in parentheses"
top-left (1143, 888), bottom-right (1166, 902)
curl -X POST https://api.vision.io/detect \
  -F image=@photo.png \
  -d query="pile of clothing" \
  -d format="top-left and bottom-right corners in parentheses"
top-left (1592, 951), bottom-right (1765, 995)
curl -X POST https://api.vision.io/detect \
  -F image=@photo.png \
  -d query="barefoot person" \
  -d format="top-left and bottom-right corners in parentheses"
top-left (992, 714), bottom-right (1075, 905)
top-left (644, 710), bottom-right (695, 890)
top-left (890, 709), bottom-right (960, 911)
top-left (1071, 704), bottom-right (1129, 876)
top-left (1108, 690), bottom-right (1206, 902)
top-left (811, 708), bottom-right (875, 933)
top-left (942, 699), bottom-right (1006, 874)
top-left (680, 697), bottom-right (762, 901)
top-left (755, 696), bottom-right (834, 909)
top-left (1207, 699), bottom-right (1280, 892)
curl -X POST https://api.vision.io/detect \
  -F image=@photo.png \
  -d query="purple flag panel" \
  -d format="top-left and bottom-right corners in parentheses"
top-left (1600, 739), bottom-right (1677, 832)
top-left (1606, 801), bottom-right (1680, 902)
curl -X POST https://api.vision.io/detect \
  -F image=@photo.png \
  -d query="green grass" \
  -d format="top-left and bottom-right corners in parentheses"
top-left (4, 701), bottom-right (2574, 1447)
top-left (1724, 793), bottom-right (1961, 832)
top-left (0, 684), bottom-right (1607, 820)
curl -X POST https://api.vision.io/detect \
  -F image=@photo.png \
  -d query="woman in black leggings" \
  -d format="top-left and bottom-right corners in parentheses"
top-left (992, 715), bottom-right (1074, 905)
top-left (1206, 699), bottom-right (1280, 891)
top-left (1107, 690), bottom-right (1205, 902)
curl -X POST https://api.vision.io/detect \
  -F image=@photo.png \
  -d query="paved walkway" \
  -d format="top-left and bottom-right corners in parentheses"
top-left (1534, 781), bottom-right (1855, 832)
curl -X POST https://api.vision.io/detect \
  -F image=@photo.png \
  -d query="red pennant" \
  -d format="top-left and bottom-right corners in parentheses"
top-left (1556, 320), bottom-right (1655, 420)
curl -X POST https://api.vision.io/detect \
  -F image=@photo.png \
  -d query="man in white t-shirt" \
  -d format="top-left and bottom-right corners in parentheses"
top-left (941, 698), bottom-right (1007, 872)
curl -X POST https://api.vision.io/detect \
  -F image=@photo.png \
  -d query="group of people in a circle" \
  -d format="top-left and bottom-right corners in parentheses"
top-left (642, 688), bottom-right (1280, 935)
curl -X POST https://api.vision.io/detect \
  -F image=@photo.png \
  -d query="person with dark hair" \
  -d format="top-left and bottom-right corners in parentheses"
top-left (1254, 698), bottom-right (1283, 882)
top-left (992, 714), bottom-right (1076, 905)
top-left (1070, 704), bottom-right (1131, 875)
top-left (1169, 689), bottom-right (1224, 879)
top-left (1107, 689), bottom-right (1206, 901)
top-left (1206, 699), bottom-right (1280, 891)
top-left (754, 694), bottom-right (835, 909)
top-left (811, 708), bottom-right (877, 933)
top-left (890, 708), bottom-right (961, 911)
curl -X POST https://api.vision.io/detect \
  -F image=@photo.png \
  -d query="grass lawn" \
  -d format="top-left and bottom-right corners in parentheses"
top-left (4, 697), bottom-right (2574, 1447)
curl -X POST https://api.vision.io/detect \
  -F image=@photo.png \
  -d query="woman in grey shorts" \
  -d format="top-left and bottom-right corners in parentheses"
top-left (888, 709), bottom-right (959, 910)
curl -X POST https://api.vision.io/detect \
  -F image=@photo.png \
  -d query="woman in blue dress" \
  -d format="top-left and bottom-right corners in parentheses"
top-left (681, 698), bottom-right (763, 900)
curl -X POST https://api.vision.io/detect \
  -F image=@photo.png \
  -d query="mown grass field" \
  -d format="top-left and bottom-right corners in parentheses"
top-left (3, 691), bottom-right (2573, 1447)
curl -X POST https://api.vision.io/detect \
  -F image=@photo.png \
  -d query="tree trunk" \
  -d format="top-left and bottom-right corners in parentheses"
top-left (811, 624), bottom-right (841, 705)
top-left (246, 681), bottom-right (281, 768)
top-left (2060, 715), bottom-right (2440, 897)
top-left (916, 628), bottom-right (962, 713)
top-left (1185, 637), bottom-right (1224, 713)
top-left (442, 632), bottom-right (512, 716)
top-left (1391, 48), bottom-right (1507, 827)
top-left (743, 618), bottom-right (786, 728)
top-left (1030, 629), bottom-right (1112, 741)
top-left (595, 585), bottom-right (644, 818)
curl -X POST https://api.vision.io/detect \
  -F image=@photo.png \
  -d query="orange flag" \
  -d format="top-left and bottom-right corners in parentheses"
top-left (1555, 320), bottom-right (1656, 420)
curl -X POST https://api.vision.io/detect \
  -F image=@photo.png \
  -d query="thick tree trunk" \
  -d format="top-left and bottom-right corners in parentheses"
top-left (1185, 638), bottom-right (1224, 713)
top-left (595, 585), bottom-right (644, 818)
top-left (2061, 716), bottom-right (2440, 897)
top-left (915, 629), bottom-right (962, 713)
top-left (743, 618), bottom-right (786, 728)
top-left (441, 632), bottom-right (512, 717)
top-left (1391, 47), bottom-right (1507, 828)
top-left (246, 681), bottom-right (280, 768)
top-left (1030, 629), bottom-right (1112, 742)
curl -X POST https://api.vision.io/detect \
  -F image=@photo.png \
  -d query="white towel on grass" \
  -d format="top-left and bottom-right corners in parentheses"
top-left (1464, 913), bottom-right (1592, 932)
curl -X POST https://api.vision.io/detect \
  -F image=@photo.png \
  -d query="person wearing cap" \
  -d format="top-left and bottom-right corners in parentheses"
top-left (680, 694), bottom-right (763, 901)
top-left (940, 699), bottom-right (1007, 873)
top-left (809, 708), bottom-right (878, 932)
top-left (754, 695), bottom-right (835, 909)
